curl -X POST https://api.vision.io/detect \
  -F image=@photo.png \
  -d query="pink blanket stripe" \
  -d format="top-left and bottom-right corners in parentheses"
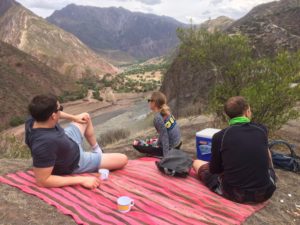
top-left (0, 158), bottom-right (267, 225)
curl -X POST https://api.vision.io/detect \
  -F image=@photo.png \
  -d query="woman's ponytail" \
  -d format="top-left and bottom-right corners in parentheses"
top-left (150, 91), bottom-right (171, 117)
top-left (160, 104), bottom-right (170, 117)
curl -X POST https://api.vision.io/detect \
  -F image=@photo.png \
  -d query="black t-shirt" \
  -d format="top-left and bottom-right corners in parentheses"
top-left (25, 118), bottom-right (80, 175)
top-left (210, 122), bottom-right (271, 191)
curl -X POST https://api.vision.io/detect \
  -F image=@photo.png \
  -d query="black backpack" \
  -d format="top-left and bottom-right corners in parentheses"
top-left (269, 140), bottom-right (300, 173)
top-left (155, 149), bottom-right (193, 177)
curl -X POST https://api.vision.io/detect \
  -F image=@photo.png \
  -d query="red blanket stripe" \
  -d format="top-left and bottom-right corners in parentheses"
top-left (110, 173), bottom-right (232, 223)
top-left (65, 187), bottom-right (144, 225)
top-left (16, 173), bottom-right (123, 225)
top-left (79, 173), bottom-right (220, 225)
top-left (98, 179), bottom-right (202, 225)
top-left (116, 162), bottom-right (258, 215)
top-left (113, 165), bottom-right (246, 221)
top-left (119, 163), bottom-right (221, 198)
top-left (8, 173), bottom-right (113, 225)
top-left (111, 172), bottom-right (238, 224)
top-left (0, 159), bottom-right (267, 225)
top-left (23, 172), bottom-right (182, 225)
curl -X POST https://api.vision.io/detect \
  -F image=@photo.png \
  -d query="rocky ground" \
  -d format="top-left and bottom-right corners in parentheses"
top-left (0, 102), bottom-right (299, 225)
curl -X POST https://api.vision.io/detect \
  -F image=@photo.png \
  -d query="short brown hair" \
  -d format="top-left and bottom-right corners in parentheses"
top-left (28, 94), bottom-right (58, 122)
top-left (224, 96), bottom-right (249, 119)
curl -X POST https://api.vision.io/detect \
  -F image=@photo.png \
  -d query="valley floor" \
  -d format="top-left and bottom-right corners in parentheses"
top-left (0, 98), bottom-right (299, 225)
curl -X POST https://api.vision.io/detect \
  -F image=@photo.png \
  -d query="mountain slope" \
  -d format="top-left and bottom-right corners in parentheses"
top-left (0, 0), bottom-right (117, 78)
top-left (227, 0), bottom-right (300, 56)
top-left (47, 4), bottom-right (185, 60)
top-left (200, 16), bottom-right (234, 32)
top-left (0, 41), bottom-right (73, 130)
top-left (161, 0), bottom-right (300, 116)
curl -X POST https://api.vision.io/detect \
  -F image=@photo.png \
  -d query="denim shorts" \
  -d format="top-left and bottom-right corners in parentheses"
top-left (64, 123), bottom-right (102, 174)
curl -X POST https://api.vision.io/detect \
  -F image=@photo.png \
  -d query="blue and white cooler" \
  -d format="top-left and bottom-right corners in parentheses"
top-left (196, 128), bottom-right (221, 161)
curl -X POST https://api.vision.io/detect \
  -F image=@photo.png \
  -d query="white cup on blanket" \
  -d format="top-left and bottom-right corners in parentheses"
top-left (117, 196), bottom-right (135, 213)
top-left (98, 169), bottom-right (109, 180)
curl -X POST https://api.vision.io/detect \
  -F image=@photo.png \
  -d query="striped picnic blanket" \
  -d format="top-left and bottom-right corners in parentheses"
top-left (0, 158), bottom-right (266, 225)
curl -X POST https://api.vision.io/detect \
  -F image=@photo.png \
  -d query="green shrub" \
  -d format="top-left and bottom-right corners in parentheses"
top-left (97, 129), bottom-right (130, 147)
top-left (210, 49), bottom-right (300, 132)
top-left (177, 27), bottom-right (300, 132)
top-left (0, 135), bottom-right (31, 159)
top-left (92, 89), bottom-right (103, 101)
top-left (9, 116), bottom-right (25, 127)
top-left (59, 86), bottom-right (88, 102)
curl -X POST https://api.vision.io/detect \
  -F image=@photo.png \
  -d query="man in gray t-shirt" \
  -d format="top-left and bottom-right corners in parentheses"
top-left (26, 94), bottom-right (128, 189)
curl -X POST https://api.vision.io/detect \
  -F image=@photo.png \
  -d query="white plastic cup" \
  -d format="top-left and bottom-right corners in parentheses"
top-left (117, 196), bottom-right (134, 213)
top-left (98, 169), bottom-right (109, 180)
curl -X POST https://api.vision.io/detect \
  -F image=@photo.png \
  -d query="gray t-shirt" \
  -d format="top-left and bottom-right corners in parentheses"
top-left (25, 117), bottom-right (80, 175)
top-left (153, 113), bottom-right (181, 156)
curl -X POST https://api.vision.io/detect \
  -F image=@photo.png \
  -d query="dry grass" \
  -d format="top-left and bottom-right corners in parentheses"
top-left (97, 128), bottom-right (131, 147)
top-left (0, 135), bottom-right (30, 159)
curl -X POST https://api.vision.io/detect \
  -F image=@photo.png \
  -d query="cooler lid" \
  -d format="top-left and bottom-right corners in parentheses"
top-left (196, 128), bottom-right (221, 138)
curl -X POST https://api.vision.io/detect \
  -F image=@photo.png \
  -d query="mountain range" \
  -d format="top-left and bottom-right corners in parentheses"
top-left (0, 0), bottom-right (117, 78)
top-left (47, 4), bottom-right (185, 61)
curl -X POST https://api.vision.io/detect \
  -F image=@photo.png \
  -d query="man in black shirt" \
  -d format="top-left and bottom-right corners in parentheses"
top-left (193, 96), bottom-right (276, 203)
top-left (25, 94), bottom-right (128, 189)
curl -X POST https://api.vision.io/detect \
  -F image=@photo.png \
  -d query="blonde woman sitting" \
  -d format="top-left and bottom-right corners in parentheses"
top-left (133, 91), bottom-right (182, 157)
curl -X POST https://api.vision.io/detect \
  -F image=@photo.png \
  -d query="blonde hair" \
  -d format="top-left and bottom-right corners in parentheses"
top-left (151, 91), bottom-right (171, 117)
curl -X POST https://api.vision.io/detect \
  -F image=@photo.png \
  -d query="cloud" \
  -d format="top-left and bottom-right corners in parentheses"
top-left (202, 10), bottom-right (211, 16)
top-left (17, 0), bottom-right (276, 23)
top-left (210, 0), bottom-right (224, 6)
top-left (137, 0), bottom-right (161, 5)
top-left (19, 0), bottom-right (72, 10)
top-left (108, 0), bottom-right (162, 5)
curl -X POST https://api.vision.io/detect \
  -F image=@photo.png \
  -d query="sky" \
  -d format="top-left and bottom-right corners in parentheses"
top-left (17, 0), bottom-right (276, 23)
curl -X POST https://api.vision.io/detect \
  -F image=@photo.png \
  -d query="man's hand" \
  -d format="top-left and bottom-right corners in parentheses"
top-left (73, 114), bottom-right (90, 124)
top-left (80, 176), bottom-right (101, 189)
top-left (60, 112), bottom-right (90, 124)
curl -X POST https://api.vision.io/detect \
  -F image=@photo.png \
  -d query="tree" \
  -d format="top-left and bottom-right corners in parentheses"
top-left (177, 27), bottom-right (300, 132)
top-left (93, 88), bottom-right (103, 101)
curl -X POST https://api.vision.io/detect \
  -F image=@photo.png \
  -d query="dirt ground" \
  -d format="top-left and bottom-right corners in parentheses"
top-left (0, 110), bottom-right (299, 224)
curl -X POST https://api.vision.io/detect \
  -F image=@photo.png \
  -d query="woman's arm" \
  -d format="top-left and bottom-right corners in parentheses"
top-left (154, 115), bottom-right (170, 156)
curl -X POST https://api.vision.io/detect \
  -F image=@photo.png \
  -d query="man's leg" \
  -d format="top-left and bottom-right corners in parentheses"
top-left (193, 160), bottom-right (221, 192)
top-left (133, 145), bottom-right (163, 157)
top-left (193, 159), bottom-right (208, 173)
top-left (72, 113), bottom-right (97, 147)
top-left (72, 113), bottom-right (128, 171)
top-left (100, 153), bottom-right (128, 170)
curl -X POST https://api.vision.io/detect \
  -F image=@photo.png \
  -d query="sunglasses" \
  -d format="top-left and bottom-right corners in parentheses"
top-left (55, 105), bottom-right (64, 113)
top-left (147, 99), bottom-right (154, 103)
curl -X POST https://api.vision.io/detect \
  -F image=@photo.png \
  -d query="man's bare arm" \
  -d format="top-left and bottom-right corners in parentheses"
top-left (33, 167), bottom-right (100, 189)
top-left (60, 111), bottom-right (89, 124)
